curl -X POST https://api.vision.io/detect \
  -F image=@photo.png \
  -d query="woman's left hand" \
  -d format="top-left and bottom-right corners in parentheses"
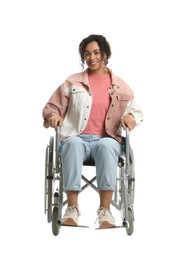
top-left (121, 114), bottom-right (136, 130)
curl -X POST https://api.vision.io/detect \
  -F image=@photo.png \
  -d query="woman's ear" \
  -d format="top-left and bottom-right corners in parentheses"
top-left (103, 54), bottom-right (107, 60)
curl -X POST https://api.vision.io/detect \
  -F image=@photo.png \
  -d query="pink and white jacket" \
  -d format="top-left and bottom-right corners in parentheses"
top-left (43, 68), bottom-right (143, 142)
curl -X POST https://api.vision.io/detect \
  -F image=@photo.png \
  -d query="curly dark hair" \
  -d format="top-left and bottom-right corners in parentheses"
top-left (79, 34), bottom-right (112, 69)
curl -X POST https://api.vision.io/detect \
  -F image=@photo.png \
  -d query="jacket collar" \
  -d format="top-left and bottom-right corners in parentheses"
top-left (75, 67), bottom-right (119, 87)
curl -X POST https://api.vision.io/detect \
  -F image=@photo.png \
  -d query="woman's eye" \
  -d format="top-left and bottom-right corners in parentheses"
top-left (84, 53), bottom-right (90, 58)
top-left (84, 50), bottom-right (101, 59)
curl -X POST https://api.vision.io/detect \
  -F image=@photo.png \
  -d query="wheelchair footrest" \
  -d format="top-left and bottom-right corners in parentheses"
top-left (60, 224), bottom-right (89, 228)
top-left (57, 219), bottom-right (89, 228)
top-left (95, 225), bottom-right (123, 230)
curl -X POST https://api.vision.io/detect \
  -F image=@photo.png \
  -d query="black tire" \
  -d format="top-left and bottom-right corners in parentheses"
top-left (52, 207), bottom-right (60, 236)
top-left (126, 208), bottom-right (134, 235)
top-left (47, 136), bottom-right (54, 223)
top-left (127, 156), bottom-right (135, 235)
top-left (128, 166), bottom-right (135, 205)
top-left (44, 146), bottom-right (48, 215)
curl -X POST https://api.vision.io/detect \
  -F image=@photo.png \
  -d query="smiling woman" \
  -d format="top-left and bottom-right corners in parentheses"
top-left (42, 34), bottom-right (143, 229)
top-left (1, 0), bottom-right (181, 258)
top-left (79, 34), bottom-right (111, 71)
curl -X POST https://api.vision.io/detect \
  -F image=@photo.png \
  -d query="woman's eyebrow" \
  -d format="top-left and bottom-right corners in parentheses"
top-left (84, 48), bottom-right (100, 53)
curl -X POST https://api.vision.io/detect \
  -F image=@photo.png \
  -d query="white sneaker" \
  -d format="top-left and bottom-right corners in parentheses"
top-left (97, 208), bottom-right (115, 228)
top-left (61, 205), bottom-right (81, 226)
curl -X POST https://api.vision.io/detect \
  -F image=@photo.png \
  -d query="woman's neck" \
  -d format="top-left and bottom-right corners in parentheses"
top-left (88, 67), bottom-right (110, 76)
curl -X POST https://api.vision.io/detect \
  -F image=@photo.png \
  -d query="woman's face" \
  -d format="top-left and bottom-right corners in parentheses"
top-left (83, 41), bottom-right (105, 72)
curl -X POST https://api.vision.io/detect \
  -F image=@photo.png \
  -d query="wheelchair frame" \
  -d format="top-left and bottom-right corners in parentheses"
top-left (44, 126), bottom-right (135, 236)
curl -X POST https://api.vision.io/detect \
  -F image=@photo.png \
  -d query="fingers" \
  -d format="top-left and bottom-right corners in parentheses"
top-left (127, 123), bottom-right (134, 131)
top-left (49, 116), bottom-right (59, 128)
top-left (49, 118), bottom-right (55, 128)
top-left (121, 120), bottom-right (126, 130)
top-left (121, 114), bottom-right (136, 131)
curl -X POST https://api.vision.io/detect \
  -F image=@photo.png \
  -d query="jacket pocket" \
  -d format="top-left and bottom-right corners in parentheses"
top-left (111, 93), bottom-right (131, 116)
top-left (70, 87), bottom-right (85, 94)
top-left (115, 93), bottom-right (131, 102)
top-left (70, 87), bottom-right (86, 106)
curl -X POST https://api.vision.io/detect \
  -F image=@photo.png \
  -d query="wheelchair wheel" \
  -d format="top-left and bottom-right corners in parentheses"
top-left (126, 208), bottom-right (134, 235)
top-left (126, 153), bottom-right (135, 235)
top-left (44, 145), bottom-right (48, 215)
top-left (52, 206), bottom-right (60, 236)
top-left (47, 136), bottom-right (54, 223)
top-left (128, 178), bottom-right (135, 205)
top-left (128, 160), bottom-right (135, 205)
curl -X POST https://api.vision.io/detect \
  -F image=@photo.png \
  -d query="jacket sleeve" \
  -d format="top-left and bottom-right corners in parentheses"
top-left (42, 82), bottom-right (69, 128)
top-left (121, 98), bottom-right (144, 125)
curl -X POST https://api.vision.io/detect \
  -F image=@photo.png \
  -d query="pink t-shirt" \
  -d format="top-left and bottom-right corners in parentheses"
top-left (82, 73), bottom-right (111, 135)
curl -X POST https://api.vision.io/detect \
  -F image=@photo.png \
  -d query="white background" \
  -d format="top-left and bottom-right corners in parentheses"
top-left (0, 0), bottom-right (182, 259)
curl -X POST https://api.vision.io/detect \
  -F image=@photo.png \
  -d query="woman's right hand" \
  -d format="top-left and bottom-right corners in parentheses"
top-left (46, 113), bottom-right (62, 128)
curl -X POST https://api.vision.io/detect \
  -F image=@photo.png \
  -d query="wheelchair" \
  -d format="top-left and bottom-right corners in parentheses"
top-left (44, 126), bottom-right (135, 236)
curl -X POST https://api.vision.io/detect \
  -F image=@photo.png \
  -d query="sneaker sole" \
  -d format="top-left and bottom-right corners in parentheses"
top-left (62, 218), bottom-right (78, 226)
top-left (99, 221), bottom-right (115, 229)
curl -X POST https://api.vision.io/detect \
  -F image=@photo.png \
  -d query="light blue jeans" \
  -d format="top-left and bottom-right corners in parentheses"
top-left (59, 134), bottom-right (123, 191)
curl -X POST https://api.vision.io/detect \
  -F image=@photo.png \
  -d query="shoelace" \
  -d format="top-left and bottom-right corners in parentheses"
top-left (65, 205), bottom-right (81, 216)
top-left (94, 207), bottom-right (110, 225)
